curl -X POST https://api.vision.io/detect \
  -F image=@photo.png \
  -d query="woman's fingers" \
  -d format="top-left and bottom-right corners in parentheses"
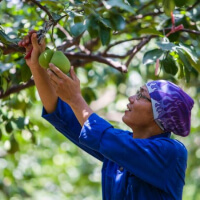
top-left (48, 63), bottom-right (70, 80)
top-left (47, 71), bottom-right (58, 87)
top-left (47, 67), bottom-right (63, 84)
top-left (40, 38), bottom-right (46, 52)
top-left (18, 30), bottom-right (37, 47)
top-left (70, 66), bottom-right (79, 81)
top-left (28, 30), bottom-right (37, 36)
top-left (31, 33), bottom-right (40, 50)
top-left (18, 35), bottom-right (30, 47)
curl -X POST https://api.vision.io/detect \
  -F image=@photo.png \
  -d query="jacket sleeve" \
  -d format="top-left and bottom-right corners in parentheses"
top-left (79, 113), bottom-right (187, 193)
top-left (41, 98), bottom-right (106, 162)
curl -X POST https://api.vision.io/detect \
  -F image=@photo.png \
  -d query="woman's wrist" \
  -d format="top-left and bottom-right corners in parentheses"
top-left (29, 64), bottom-right (45, 73)
top-left (69, 94), bottom-right (93, 126)
top-left (69, 94), bottom-right (84, 108)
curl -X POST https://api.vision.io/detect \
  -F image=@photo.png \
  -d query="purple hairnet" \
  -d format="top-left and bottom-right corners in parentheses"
top-left (146, 80), bottom-right (194, 137)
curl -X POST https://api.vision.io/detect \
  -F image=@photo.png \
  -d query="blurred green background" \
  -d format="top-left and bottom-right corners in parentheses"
top-left (0, 0), bottom-right (200, 199)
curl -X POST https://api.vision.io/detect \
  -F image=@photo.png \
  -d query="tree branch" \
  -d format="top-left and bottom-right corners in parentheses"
top-left (125, 35), bottom-right (155, 68)
top-left (26, 0), bottom-right (54, 21)
top-left (57, 34), bottom-right (82, 51)
top-left (1, 44), bottom-right (24, 55)
top-left (136, 0), bottom-right (155, 14)
top-left (181, 28), bottom-right (200, 35)
top-left (84, 38), bottom-right (100, 51)
top-left (187, 0), bottom-right (200, 11)
top-left (164, 28), bottom-right (200, 35)
top-left (0, 79), bottom-right (35, 99)
top-left (56, 24), bottom-right (73, 40)
top-left (129, 10), bottom-right (163, 22)
top-left (65, 52), bottom-right (127, 73)
top-left (103, 37), bottom-right (146, 54)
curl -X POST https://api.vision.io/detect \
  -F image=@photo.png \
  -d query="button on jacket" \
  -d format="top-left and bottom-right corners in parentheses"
top-left (42, 98), bottom-right (187, 200)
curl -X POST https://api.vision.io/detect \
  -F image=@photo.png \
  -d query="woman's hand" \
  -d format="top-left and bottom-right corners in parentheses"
top-left (47, 63), bottom-right (93, 126)
top-left (47, 63), bottom-right (82, 106)
top-left (18, 30), bottom-right (46, 69)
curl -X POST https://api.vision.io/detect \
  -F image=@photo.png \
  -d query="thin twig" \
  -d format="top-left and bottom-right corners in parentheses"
top-left (56, 24), bottom-right (72, 40)
top-left (129, 10), bottom-right (163, 22)
top-left (164, 28), bottom-right (200, 35)
top-left (101, 53), bottom-right (129, 59)
top-left (125, 35), bottom-right (155, 68)
top-left (27, 0), bottom-right (54, 21)
top-left (187, 0), bottom-right (200, 11)
top-left (136, 0), bottom-right (155, 14)
top-left (103, 37), bottom-right (146, 54)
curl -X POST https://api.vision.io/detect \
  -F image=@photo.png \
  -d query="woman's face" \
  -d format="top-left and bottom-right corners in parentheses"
top-left (122, 85), bottom-right (154, 129)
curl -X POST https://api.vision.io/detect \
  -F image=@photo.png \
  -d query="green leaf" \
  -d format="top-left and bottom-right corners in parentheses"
top-left (102, 0), bottom-right (134, 13)
top-left (0, 30), bottom-right (20, 45)
top-left (110, 14), bottom-right (126, 31)
top-left (7, 135), bottom-right (19, 154)
top-left (41, 0), bottom-right (65, 9)
top-left (139, 28), bottom-right (163, 36)
top-left (20, 60), bottom-right (32, 82)
top-left (99, 23), bottom-right (111, 46)
top-left (163, 0), bottom-right (175, 16)
top-left (143, 49), bottom-right (164, 65)
top-left (86, 17), bottom-right (99, 38)
top-left (52, 13), bottom-right (68, 23)
top-left (5, 121), bottom-right (13, 134)
top-left (70, 22), bottom-right (86, 37)
top-left (157, 41), bottom-right (176, 51)
top-left (14, 117), bottom-right (26, 129)
top-left (87, 26), bottom-right (99, 38)
top-left (99, 18), bottom-right (113, 29)
top-left (81, 87), bottom-right (96, 104)
top-left (0, 129), bottom-right (2, 141)
top-left (1, 76), bottom-right (8, 92)
top-left (178, 43), bottom-right (198, 63)
top-left (177, 49), bottom-right (192, 71)
top-left (177, 63), bottom-right (184, 79)
top-left (183, 65), bottom-right (190, 83)
top-left (127, 0), bottom-right (134, 6)
top-left (186, 56), bottom-right (200, 73)
top-left (174, 0), bottom-right (188, 7)
top-left (74, 16), bottom-right (83, 23)
top-left (178, 44), bottom-right (200, 73)
top-left (161, 54), bottom-right (178, 75)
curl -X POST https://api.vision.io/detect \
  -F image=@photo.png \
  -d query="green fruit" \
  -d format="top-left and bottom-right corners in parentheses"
top-left (39, 50), bottom-right (70, 74)
top-left (39, 49), bottom-right (54, 69)
top-left (50, 51), bottom-right (71, 74)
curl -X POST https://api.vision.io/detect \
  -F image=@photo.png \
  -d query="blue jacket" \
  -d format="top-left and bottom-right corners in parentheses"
top-left (42, 98), bottom-right (187, 200)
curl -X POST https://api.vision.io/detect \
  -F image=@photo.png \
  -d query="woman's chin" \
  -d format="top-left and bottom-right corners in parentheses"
top-left (122, 114), bottom-right (128, 125)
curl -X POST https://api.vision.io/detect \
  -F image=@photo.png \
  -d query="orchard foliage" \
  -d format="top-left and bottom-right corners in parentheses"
top-left (0, 0), bottom-right (200, 199)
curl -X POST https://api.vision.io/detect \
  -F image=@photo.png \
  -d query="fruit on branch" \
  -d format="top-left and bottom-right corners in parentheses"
top-left (38, 49), bottom-right (53, 69)
top-left (39, 49), bottom-right (70, 74)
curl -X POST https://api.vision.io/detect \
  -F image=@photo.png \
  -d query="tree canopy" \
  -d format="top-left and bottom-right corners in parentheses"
top-left (0, 0), bottom-right (200, 199)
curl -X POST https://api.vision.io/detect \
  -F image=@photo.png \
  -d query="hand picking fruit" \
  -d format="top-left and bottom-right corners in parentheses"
top-left (18, 30), bottom-right (81, 114)
top-left (18, 30), bottom-right (70, 74)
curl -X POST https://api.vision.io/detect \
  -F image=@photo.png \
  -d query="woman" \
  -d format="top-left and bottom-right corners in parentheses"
top-left (19, 32), bottom-right (194, 200)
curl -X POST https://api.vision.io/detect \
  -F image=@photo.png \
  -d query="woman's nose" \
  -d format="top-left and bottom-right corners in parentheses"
top-left (128, 95), bottom-right (135, 103)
